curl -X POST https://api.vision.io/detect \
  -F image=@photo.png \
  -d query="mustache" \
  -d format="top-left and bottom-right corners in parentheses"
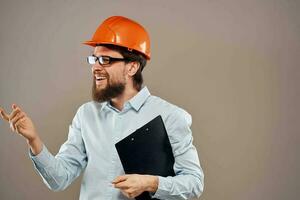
top-left (93, 70), bottom-right (109, 78)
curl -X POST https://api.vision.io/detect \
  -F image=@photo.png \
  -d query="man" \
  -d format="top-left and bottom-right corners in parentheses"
top-left (0, 16), bottom-right (204, 199)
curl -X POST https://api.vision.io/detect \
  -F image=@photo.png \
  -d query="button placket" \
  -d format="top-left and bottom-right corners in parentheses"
top-left (114, 113), bottom-right (123, 142)
top-left (109, 112), bottom-right (122, 196)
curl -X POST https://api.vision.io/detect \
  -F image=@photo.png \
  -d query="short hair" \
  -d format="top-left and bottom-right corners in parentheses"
top-left (96, 44), bottom-right (147, 91)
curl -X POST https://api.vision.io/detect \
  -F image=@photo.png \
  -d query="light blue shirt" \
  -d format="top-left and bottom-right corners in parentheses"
top-left (30, 86), bottom-right (204, 200)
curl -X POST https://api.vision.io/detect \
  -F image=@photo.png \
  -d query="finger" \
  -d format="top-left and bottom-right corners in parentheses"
top-left (123, 189), bottom-right (136, 199)
top-left (10, 121), bottom-right (15, 132)
top-left (112, 175), bottom-right (128, 184)
top-left (114, 181), bottom-right (130, 189)
top-left (12, 103), bottom-right (20, 110)
top-left (9, 107), bottom-right (21, 121)
top-left (124, 189), bottom-right (135, 199)
top-left (11, 112), bottom-right (25, 129)
top-left (120, 191), bottom-right (130, 199)
top-left (121, 190), bottom-right (134, 199)
top-left (15, 117), bottom-right (26, 134)
top-left (0, 107), bottom-right (10, 121)
top-left (9, 108), bottom-right (21, 120)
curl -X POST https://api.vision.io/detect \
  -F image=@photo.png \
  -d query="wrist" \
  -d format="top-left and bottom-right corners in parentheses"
top-left (144, 175), bottom-right (158, 193)
top-left (27, 134), bottom-right (40, 145)
top-left (27, 136), bottom-right (43, 155)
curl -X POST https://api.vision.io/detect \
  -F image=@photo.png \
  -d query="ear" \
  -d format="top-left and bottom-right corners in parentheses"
top-left (126, 61), bottom-right (140, 77)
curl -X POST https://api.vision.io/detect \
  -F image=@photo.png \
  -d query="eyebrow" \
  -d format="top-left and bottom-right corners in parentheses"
top-left (92, 54), bottom-right (113, 58)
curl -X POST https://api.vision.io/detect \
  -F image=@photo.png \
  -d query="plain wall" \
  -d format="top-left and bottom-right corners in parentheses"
top-left (0, 0), bottom-right (299, 199)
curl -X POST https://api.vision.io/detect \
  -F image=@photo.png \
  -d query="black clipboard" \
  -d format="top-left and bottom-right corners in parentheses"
top-left (115, 115), bottom-right (175, 200)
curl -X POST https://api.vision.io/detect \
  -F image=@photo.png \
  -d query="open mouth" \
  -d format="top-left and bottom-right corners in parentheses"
top-left (95, 77), bottom-right (106, 81)
top-left (95, 75), bottom-right (107, 86)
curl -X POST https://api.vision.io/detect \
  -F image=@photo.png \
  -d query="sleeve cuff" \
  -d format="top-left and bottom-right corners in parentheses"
top-left (151, 176), bottom-right (172, 199)
top-left (29, 144), bottom-right (53, 168)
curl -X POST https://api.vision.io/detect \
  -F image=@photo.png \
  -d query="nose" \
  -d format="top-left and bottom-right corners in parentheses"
top-left (92, 62), bottom-right (105, 73)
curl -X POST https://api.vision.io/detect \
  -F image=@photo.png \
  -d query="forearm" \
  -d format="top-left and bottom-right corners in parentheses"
top-left (30, 144), bottom-right (81, 191)
top-left (30, 144), bottom-right (68, 191)
top-left (152, 174), bottom-right (204, 200)
top-left (29, 131), bottom-right (87, 191)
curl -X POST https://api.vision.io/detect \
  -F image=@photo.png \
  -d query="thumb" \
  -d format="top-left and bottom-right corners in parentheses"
top-left (112, 175), bottom-right (128, 184)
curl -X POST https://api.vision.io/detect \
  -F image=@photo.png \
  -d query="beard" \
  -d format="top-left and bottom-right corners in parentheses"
top-left (92, 75), bottom-right (126, 103)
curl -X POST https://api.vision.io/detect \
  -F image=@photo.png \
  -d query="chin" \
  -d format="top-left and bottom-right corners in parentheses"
top-left (96, 83), bottom-right (107, 90)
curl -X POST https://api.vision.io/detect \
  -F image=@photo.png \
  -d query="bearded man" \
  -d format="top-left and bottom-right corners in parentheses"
top-left (0, 16), bottom-right (204, 200)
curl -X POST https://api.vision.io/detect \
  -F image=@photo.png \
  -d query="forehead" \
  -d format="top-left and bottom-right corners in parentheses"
top-left (93, 46), bottom-right (122, 57)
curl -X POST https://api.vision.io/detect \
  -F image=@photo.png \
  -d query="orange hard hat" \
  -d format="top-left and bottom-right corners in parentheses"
top-left (83, 16), bottom-right (151, 60)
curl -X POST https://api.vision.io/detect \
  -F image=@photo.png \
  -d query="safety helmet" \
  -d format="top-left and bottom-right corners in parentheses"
top-left (83, 16), bottom-right (151, 60)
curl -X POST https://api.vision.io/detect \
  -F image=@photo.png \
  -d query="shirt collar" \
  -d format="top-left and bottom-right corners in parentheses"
top-left (128, 86), bottom-right (151, 112)
top-left (100, 86), bottom-right (151, 112)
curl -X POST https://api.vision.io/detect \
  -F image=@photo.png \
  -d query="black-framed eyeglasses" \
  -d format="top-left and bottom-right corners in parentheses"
top-left (87, 55), bottom-right (129, 66)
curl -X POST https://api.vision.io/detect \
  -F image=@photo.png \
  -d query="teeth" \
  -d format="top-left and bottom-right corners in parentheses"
top-left (95, 75), bottom-right (106, 80)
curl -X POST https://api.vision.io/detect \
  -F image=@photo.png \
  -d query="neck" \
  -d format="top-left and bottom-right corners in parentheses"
top-left (110, 86), bottom-right (139, 111)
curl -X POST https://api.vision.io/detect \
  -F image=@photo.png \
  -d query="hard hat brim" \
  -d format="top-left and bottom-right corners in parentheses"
top-left (82, 40), bottom-right (151, 60)
top-left (82, 40), bottom-right (97, 47)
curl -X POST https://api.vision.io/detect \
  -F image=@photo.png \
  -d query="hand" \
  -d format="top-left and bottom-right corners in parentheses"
top-left (112, 174), bottom-right (158, 199)
top-left (0, 104), bottom-right (38, 141)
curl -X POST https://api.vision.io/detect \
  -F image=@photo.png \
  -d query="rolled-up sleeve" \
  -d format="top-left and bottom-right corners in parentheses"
top-left (152, 108), bottom-right (204, 199)
top-left (29, 106), bottom-right (88, 191)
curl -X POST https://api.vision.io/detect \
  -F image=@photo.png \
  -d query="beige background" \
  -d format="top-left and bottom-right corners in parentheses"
top-left (0, 0), bottom-right (299, 199)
